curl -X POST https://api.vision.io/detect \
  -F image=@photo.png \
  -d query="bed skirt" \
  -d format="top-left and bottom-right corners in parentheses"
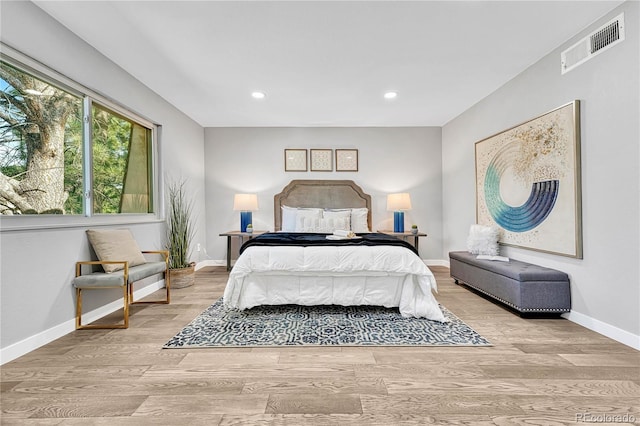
top-left (224, 271), bottom-right (447, 322)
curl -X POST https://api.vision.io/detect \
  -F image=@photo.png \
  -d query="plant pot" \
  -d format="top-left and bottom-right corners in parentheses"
top-left (169, 262), bottom-right (195, 289)
top-left (411, 228), bottom-right (418, 235)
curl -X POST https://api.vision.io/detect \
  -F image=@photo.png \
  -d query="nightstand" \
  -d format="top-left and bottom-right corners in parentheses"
top-left (219, 230), bottom-right (267, 271)
top-left (377, 230), bottom-right (427, 252)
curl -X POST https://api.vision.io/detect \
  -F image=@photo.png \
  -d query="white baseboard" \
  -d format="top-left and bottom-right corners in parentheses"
top-left (195, 259), bottom-right (225, 270)
top-left (563, 310), bottom-right (640, 350)
top-left (425, 259), bottom-right (450, 267)
top-left (0, 280), bottom-right (165, 365)
top-left (0, 319), bottom-right (74, 367)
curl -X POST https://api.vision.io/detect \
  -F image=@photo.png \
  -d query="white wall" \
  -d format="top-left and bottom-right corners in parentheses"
top-left (442, 1), bottom-right (639, 347)
top-left (0, 1), bottom-right (206, 361)
top-left (204, 127), bottom-right (443, 261)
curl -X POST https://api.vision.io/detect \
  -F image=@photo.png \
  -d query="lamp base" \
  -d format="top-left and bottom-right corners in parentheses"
top-left (393, 211), bottom-right (404, 233)
top-left (240, 211), bottom-right (252, 232)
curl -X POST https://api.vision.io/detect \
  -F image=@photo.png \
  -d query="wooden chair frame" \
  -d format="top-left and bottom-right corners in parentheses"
top-left (74, 251), bottom-right (170, 330)
top-left (130, 251), bottom-right (171, 306)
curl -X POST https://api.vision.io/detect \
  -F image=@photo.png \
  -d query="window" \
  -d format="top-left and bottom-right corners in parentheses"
top-left (0, 56), bottom-right (156, 218)
top-left (91, 104), bottom-right (153, 214)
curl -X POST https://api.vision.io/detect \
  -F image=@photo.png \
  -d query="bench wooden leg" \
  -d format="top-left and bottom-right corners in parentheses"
top-left (129, 269), bottom-right (171, 305)
top-left (75, 286), bottom-right (129, 330)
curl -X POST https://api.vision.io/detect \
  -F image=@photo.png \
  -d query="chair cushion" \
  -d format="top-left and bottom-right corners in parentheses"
top-left (73, 261), bottom-right (166, 288)
top-left (128, 261), bottom-right (167, 282)
top-left (449, 251), bottom-right (569, 282)
top-left (73, 271), bottom-right (126, 288)
top-left (86, 229), bottom-right (147, 273)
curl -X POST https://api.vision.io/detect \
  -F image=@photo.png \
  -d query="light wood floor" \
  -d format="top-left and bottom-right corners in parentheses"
top-left (2, 266), bottom-right (639, 425)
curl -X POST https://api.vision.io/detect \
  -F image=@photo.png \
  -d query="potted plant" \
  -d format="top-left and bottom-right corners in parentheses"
top-left (246, 223), bottom-right (253, 234)
top-left (411, 224), bottom-right (419, 235)
top-left (165, 178), bottom-right (196, 288)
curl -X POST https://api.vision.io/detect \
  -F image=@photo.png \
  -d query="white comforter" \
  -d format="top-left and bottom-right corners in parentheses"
top-left (223, 245), bottom-right (447, 322)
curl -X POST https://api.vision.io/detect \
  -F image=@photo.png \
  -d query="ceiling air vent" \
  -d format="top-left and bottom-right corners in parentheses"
top-left (561, 13), bottom-right (625, 74)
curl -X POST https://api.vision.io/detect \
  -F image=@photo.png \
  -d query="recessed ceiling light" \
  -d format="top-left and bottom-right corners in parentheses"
top-left (251, 91), bottom-right (266, 99)
top-left (383, 91), bottom-right (397, 100)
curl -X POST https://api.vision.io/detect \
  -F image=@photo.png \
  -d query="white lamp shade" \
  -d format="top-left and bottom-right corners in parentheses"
top-left (233, 193), bottom-right (259, 211)
top-left (387, 193), bottom-right (412, 211)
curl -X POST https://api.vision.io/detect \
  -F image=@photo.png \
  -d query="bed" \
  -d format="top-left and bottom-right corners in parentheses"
top-left (223, 180), bottom-right (447, 322)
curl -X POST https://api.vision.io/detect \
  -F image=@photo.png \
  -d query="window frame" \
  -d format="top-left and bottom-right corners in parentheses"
top-left (0, 43), bottom-right (163, 232)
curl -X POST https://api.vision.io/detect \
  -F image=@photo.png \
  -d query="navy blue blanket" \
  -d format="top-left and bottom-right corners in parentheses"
top-left (240, 232), bottom-right (418, 256)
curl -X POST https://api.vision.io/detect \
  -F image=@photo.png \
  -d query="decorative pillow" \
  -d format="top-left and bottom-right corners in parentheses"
top-left (466, 224), bottom-right (500, 256)
top-left (350, 208), bottom-right (370, 233)
top-left (86, 229), bottom-right (147, 273)
top-left (295, 216), bottom-right (350, 233)
top-left (323, 209), bottom-right (352, 230)
top-left (297, 208), bottom-right (323, 222)
top-left (281, 205), bottom-right (298, 232)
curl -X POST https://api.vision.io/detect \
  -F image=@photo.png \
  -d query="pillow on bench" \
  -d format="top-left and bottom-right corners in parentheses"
top-left (86, 229), bottom-right (147, 273)
top-left (467, 224), bottom-right (500, 256)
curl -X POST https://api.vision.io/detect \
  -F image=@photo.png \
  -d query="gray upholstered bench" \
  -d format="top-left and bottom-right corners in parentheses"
top-left (73, 229), bottom-right (171, 330)
top-left (449, 251), bottom-right (571, 315)
top-left (73, 252), bottom-right (170, 329)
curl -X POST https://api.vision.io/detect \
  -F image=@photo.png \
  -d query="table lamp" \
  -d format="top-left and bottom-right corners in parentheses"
top-left (233, 193), bottom-right (258, 232)
top-left (387, 193), bottom-right (412, 233)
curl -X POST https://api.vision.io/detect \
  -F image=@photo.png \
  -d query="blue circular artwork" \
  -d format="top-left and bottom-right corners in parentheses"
top-left (484, 142), bottom-right (559, 232)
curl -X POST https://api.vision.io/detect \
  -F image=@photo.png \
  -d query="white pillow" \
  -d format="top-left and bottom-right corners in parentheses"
top-left (467, 224), bottom-right (500, 256)
top-left (281, 205), bottom-right (298, 232)
top-left (350, 208), bottom-right (370, 233)
top-left (281, 206), bottom-right (323, 231)
top-left (295, 216), bottom-right (350, 233)
top-left (297, 208), bottom-right (323, 220)
top-left (323, 209), bottom-right (352, 230)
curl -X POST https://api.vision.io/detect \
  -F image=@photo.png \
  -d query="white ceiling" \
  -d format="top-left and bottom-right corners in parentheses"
top-left (34, 1), bottom-right (623, 127)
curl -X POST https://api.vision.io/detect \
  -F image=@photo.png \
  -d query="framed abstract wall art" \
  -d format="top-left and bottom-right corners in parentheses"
top-left (475, 100), bottom-right (582, 258)
top-left (310, 149), bottom-right (333, 171)
top-left (336, 149), bottom-right (358, 172)
top-left (284, 149), bottom-right (308, 172)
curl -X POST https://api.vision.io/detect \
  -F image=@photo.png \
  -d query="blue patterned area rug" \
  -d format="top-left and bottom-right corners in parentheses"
top-left (163, 299), bottom-right (491, 347)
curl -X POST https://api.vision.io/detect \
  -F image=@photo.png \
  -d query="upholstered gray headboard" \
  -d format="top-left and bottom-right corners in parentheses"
top-left (274, 180), bottom-right (372, 231)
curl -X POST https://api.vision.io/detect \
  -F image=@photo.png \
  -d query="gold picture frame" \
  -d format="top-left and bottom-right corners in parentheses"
top-left (335, 149), bottom-right (358, 172)
top-left (475, 100), bottom-right (582, 258)
top-left (284, 149), bottom-right (308, 172)
top-left (310, 149), bottom-right (333, 172)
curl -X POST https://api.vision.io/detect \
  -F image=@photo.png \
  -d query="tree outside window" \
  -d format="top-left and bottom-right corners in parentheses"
top-left (0, 59), bottom-right (154, 216)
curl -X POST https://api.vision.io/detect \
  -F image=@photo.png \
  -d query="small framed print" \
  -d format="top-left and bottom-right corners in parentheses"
top-left (310, 149), bottom-right (333, 171)
top-left (284, 149), bottom-right (308, 172)
top-left (336, 149), bottom-right (358, 172)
